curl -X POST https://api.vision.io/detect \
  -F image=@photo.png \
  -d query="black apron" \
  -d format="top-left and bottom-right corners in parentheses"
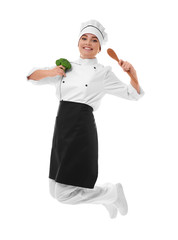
top-left (49, 100), bottom-right (98, 189)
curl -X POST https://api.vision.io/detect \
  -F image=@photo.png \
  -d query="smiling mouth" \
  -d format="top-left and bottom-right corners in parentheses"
top-left (83, 47), bottom-right (93, 51)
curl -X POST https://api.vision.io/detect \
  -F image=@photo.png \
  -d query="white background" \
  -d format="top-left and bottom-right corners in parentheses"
top-left (1, 0), bottom-right (178, 239)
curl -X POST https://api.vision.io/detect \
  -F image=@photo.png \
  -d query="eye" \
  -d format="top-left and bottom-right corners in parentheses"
top-left (92, 39), bottom-right (98, 42)
top-left (81, 37), bottom-right (87, 41)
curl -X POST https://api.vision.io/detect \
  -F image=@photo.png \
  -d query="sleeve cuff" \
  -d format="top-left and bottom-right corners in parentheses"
top-left (128, 84), bottom-right (145, 100)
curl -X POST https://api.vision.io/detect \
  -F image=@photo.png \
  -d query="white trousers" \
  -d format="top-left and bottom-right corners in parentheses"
top-left (49, 179), bottom-right (118, 205)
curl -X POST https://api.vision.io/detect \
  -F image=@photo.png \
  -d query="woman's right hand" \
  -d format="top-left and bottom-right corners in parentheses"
top-left (49, 65), bottom-right (66, 77)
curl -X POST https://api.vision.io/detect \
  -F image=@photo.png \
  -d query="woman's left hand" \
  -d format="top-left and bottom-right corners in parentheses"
top-left (118, 59), bottom-right (137, 81)
top-left (118, 59), bottom-right (140, 94)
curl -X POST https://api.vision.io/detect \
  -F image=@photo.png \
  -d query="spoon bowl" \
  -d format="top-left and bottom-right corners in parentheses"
top-left (107, 48), bottom-right (120, 63)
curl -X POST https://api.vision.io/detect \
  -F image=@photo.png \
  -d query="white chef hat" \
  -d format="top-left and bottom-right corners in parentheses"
top-left (78, 20), bottom-right (108, 47)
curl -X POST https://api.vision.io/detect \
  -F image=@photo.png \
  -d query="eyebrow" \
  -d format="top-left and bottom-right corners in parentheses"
top-left (82, 34), bottom-right (98, 39)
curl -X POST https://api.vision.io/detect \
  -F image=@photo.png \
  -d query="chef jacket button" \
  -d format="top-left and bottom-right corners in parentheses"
top-left (85, 84), bottom-right (88, 87)
top-left (94, 67), bottom-right (96, 69)
top-left (62, 81), bottom-right (65, 83)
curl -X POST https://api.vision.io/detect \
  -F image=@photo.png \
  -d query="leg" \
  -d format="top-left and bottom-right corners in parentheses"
top-left (49, 179), bottom-right (128, 218)
top-left (54, 182), bottom-right (117, 204)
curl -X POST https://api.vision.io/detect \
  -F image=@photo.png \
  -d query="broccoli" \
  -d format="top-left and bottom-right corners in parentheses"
top-left (55, 58), bottom-right (71, 72)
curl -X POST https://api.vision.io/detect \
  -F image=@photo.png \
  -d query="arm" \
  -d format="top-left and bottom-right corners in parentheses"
top-left (27, 65), bottom-right (66, 81)
top-left (103, 66), bottom-right (144, 100)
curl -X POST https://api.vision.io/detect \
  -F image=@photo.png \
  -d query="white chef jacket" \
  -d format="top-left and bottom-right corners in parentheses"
top-left (27, 57), bottom-right (144, 111)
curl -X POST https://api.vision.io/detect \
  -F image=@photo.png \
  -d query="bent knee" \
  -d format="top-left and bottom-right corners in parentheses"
top-left (54, 183), bottom-right (82, 204)
top-left (49, 179), bottom-right (56, 198)
top-left (54, 183), bottom-right (72, 203)
top-left (49, 180), bottom-right (68, 201)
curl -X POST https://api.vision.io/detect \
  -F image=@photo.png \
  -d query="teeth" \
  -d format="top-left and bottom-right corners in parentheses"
top-left (84, 47), bottom-right (92, 50)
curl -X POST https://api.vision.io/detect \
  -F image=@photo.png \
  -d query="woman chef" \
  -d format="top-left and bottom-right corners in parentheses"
top-left (27, 20), bottom-right (144, 219)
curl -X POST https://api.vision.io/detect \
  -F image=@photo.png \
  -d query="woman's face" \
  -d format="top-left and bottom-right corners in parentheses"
top-left (78, 33), bottom-right (101, 59)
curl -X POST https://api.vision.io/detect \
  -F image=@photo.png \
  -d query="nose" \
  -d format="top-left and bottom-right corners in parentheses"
top-left (85, 39), bottom-right (92, 45)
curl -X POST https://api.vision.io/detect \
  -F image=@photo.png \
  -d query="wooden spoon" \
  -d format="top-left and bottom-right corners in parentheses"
top-left (107, 48), bottom-right (137, 81)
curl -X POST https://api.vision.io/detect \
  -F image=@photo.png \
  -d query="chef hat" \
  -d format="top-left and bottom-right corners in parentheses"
top-left (78, 20), bottom-right (108, 46)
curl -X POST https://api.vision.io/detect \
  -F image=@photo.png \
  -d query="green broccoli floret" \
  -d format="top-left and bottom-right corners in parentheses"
top-left (55, 58), bottom-right (71, 72)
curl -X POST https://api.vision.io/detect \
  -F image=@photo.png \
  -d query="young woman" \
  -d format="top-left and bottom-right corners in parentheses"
top-left (27, 20), bottom-right (144, 219)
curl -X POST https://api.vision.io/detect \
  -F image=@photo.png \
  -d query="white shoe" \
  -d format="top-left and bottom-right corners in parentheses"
top-left (103, 204), bottom-right (118, 219)
top-left (113, 183), bottom-right (128, 216)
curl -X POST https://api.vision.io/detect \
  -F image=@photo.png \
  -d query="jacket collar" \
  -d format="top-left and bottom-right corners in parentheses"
top-left (75, 57), bottom-right (98, 66)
